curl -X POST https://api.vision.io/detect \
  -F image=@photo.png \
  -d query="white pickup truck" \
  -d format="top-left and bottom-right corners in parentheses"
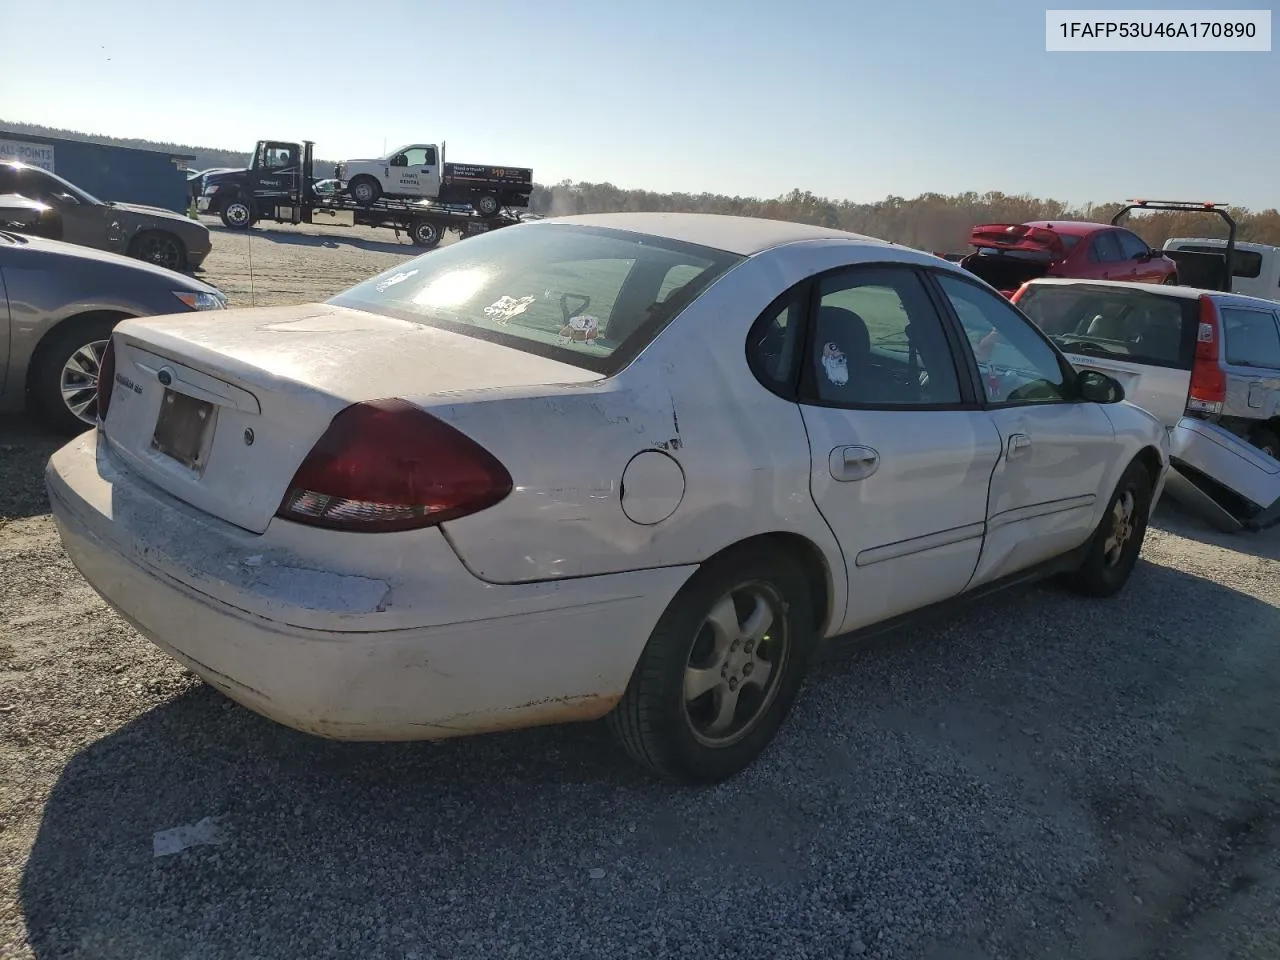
top-left (334, 143), bottom-right (534, 216)
top-left (1163, 237), bottom-right (1280, 304)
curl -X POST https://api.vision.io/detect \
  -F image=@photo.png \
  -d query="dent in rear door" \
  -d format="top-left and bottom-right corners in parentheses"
top-left (795, 265), bottom-right (1003, 633)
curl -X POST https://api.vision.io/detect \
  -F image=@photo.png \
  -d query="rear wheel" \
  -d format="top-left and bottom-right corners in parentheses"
top-left (1063, 459), bottom-right (1153, 598)
top-left (607, 545), bottom-right (818, 783)
top-left (1250, 425), bottom-right (1279, 460)
top-left (27, 315), bottom-right (124, 435)
top-left (410, 219), bottom-right (443, 249)
top-left (128, 230), bottom-right (187, 271)
top-left (473, 193), bottom-right (500, 217)
top-left (349, 177), bottom-right (381, 205)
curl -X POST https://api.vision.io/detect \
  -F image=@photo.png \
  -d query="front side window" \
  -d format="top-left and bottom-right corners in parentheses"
top-left (329, 223), bottom-right (743, 374)
top-left (1220, 307), bottom-right (1280, 369)
top-left (936, 272), bottom-right (1071, 404)
top-left (807, 266), bottom-right (963, 406)
top-left (1115, 230), bottom-right (1151, 260)
top-left (17, 167), bottom-right (98, 206)
top-left (403, 147), bottom-right (435, 167)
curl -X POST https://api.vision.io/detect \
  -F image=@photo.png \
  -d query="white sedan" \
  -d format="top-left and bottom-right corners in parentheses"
top-left (45, 213), bottom-right (1171, 783)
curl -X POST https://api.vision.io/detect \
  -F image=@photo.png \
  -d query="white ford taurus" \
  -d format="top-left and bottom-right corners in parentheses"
top-left (45, 213), bottom-right (1171, 783)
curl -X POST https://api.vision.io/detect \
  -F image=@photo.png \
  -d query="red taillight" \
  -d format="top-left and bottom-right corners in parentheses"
top-left (275, 399), bottom-right (513, 533)
top-left (1187, 295), bottom-right (1226, 414)
top-left (96, 336), bottom-right (117, 424)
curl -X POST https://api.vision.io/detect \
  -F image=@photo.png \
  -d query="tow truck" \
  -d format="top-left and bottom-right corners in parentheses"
top-left (198, 139), bottom-right (532, 249)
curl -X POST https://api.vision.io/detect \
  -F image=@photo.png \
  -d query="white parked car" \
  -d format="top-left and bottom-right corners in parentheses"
top-left (45, 213), bottom-right (1171, 783)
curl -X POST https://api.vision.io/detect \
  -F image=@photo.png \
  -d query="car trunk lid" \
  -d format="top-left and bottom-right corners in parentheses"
top-left (969, 223), bottom-right (1069, 257)
top-left (100, 302), bottom-right (602, 535)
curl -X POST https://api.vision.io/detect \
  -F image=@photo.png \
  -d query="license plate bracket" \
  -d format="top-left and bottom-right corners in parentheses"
top-left (151, 388), bottom-right (216, 472)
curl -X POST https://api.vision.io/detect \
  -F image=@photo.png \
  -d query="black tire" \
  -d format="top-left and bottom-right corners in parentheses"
top-left (1250, 425), bottom-right (1280, 461)
top-left (473, 193), bottom-right (499, 217)
top-left (220, 199), bottom-right (253, 229)
top-left (607, 544), bottom-right (818, 784)
top-left (410, 219), bottom-right (443, 249)
top-left (349, 177), bottom-right (381, 205)
top-left (1063, 459), bottom-right (1153, 598)
top-left (128, 230), bottom-right (187, 272)
top-left (27, 315), bottom-right (124, 436)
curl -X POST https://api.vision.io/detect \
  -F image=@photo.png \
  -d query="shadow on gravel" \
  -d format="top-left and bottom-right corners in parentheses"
top-left (19, 556), bottom-right (1280, 959)
top-left (0, 416), bottom-right (68, 521)
top-left (208, 223), bottom-right (414, 257)
top-left (1152, 500), bottom-right (1280, 562)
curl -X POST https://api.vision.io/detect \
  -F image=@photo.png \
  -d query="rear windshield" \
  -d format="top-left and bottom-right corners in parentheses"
top-left (1016, 283), bottom-right (1198, 370)
top-left (328, 223), bottom-right (744, 374)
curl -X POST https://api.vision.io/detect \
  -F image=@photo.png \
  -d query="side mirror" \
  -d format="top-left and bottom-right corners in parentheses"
top-left (1077, 369), bottom-right (1125, 404)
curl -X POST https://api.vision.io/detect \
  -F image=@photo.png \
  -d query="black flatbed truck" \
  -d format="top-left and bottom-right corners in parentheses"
top-left (197, 140), bottom-right (530, 249)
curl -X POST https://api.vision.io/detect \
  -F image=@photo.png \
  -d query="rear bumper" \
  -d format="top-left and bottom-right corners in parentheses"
top-left (45, 433), bottom-right (695, 740)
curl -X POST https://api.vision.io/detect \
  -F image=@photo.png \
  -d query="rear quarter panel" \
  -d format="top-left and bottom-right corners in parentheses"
top-left (430, 240), bottom-right (942, 634)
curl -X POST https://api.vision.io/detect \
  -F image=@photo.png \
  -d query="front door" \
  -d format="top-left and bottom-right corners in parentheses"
top-left (932, 272), bottom-right (1118, 585)
top-left (791, 264), bottom-right (1004, 633)
top-left (16, 168), bottom-right (115, 251)
top-left (390, 147), bottom-right (439, 199)
top-left (252, 141), bottom-right (299, 204)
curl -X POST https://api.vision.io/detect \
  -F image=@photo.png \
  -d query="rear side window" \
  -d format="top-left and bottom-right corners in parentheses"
top-left (329, 223), bottom-right (743, 375)
top-left (1088, 232), bottom-right (1124, 263)
top-left (1220, 307), bottom-right (1280, 369)
top-left (1016, 284), bottom-right (1198, 369)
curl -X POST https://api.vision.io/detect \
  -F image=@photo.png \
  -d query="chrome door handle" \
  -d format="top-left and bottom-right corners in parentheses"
top-left (830, 445), bottom-right (880, 482)
top-left (1007, 433), bottom-right (1031, 458)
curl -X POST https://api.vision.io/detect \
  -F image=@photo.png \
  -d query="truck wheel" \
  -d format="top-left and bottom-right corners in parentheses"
top-left (410, 220), bottom-right (443, 249)
top-left (349, 177), bottom-right (381, 205)
top-left (128, 230), bottom-right (187, 272)
top-left (473, 193), bottom-right (500, 217)
top-left (220, 200), bottom-right (253, 229)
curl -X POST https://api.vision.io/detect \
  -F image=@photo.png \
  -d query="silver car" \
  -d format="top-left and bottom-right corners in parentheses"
top-left (0, 228), bottom-right (226, 435)
top-left (1012, 278), bottom-right (1280, 457)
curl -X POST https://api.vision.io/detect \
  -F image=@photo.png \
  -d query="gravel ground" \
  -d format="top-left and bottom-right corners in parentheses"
top-left (2, 220), bottom-right (1279, 960)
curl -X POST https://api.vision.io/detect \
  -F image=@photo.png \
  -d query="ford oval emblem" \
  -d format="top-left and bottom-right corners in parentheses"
top-left (157, 368), bottom-right (173, 386)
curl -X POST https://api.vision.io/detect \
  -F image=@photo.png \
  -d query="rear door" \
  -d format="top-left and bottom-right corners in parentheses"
top-left (1079, 230), bottom-right (1132, 281)
top-left (786, 263), bottom-right (1004, 633)
top-left (1012, 281), bottom-right (1196, 428)
top-left (932, 272), bottom-right (1118, 585)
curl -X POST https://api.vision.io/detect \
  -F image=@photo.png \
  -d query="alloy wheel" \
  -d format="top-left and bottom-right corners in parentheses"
top-left (683, 582), bottom-right (789, 748)
top-left (61, 339), bottom-right (109, 424)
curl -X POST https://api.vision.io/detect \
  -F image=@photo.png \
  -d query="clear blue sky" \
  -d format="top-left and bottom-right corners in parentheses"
top-left (2, 0), bottom-right (1275, 209)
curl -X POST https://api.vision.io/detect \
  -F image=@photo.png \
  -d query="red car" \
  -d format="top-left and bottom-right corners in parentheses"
top-left (959, 220), bottom-right (1178, 297)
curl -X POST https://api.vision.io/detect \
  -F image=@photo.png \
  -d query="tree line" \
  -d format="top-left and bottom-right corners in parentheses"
top-left (5, 120), bottom-right (1276, 252)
